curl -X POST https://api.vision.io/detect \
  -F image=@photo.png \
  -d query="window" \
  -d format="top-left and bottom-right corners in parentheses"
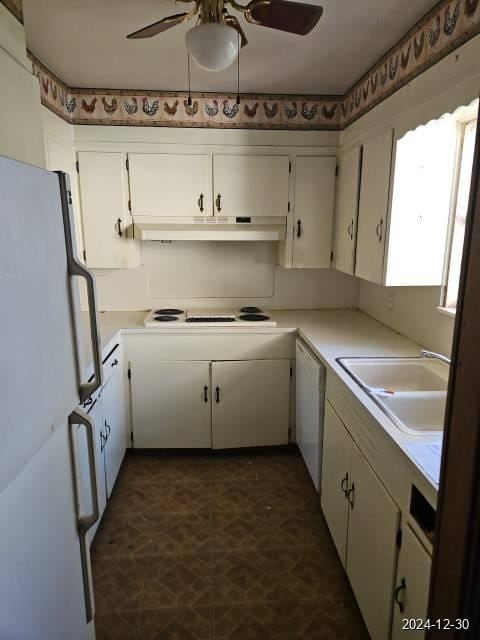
top-left (443, 116), bottom-right (477, 312)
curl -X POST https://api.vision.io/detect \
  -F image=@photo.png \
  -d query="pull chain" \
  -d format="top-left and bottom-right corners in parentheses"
top-left (187, 53), bottom-right (192, 107)
top-left (236, 31), bottom-right (241, 105)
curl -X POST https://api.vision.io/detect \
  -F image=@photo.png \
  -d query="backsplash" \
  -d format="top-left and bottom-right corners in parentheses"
top-left (28, 0), bottom-right (480, 131)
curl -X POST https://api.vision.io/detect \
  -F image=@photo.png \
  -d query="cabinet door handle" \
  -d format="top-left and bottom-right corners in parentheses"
top-left (115, 218), bottom-right (123, 238)
top-left (394, 577), bottom-right (406, 613)
top-left (348, 219), bottom-right (354, 239)
top-left (104, 420), bottom-right (111, 439)
top-left (215, 386), bottom-right (220, 403)
top-left (204, 385), bottom-right (209, 403)
top-left (198, 193), bottom-right (204, 212)
top-left (340, 473), bottom-right (349, 496)
top-left (375, 218), bottom-right (384, 243)
top-left (100, 431), bottom-right (106, 452)
top-left (111, 359), bottom-right (119, 368)
top-left (346, 482), bottom-right (355, 509)
top-left (82, 397), bottom-right (93, 409)
top-left (296, 220), bottom-right (302, 238)
top-left (216, 194), bottom-right (222, 212)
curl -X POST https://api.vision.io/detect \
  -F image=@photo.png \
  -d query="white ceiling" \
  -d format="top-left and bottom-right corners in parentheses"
top-left (24, 0), bottom-right (439, 95)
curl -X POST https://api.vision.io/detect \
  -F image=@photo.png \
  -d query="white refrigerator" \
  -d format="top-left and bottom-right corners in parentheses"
top-left (0, 155), bottom-right (103, 639)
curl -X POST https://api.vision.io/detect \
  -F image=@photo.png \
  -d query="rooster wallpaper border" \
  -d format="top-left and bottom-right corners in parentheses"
top-left (26, 0), bottom-right (480, 131)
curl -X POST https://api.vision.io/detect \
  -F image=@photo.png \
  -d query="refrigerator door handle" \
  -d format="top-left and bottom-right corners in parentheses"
top-left (57, 172), bottom-right (103, 402)
top-left (69, 408), bottom-right (99, 623)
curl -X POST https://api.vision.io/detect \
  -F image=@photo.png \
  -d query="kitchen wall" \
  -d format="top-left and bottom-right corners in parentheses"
top-left (0, 3), bottom-right (44, 166)
top-left (341, 35), bottom-right (480, 356)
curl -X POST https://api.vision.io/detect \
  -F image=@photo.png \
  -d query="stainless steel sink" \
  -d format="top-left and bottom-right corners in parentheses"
top-left (337, 355), bottom-right (450, 435)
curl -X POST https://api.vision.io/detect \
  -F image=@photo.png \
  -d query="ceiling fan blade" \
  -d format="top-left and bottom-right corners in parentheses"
top-left (223, 14), bottom-right (248, 47)
top-left (247, 0), bottom-right (323, 36)
top-left (126, 12), bottom-right (191, 39)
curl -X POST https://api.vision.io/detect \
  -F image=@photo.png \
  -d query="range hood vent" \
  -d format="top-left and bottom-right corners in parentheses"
top-left (133, 216), bottom-right (286, 242)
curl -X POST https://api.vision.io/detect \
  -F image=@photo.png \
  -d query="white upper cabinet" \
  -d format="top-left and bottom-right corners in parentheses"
top-left (213, 154), bottom-right (290, 216)
top-left (128, 153), bottom-right (210, 217)
top-left (355, 129), bottom-right (394, 284)
top-left (77, 151), bottom-right (138, 269)
top-left (292, 156), bottom-right (336, 268)
top-left (334, 146), bottom-right (362, 275)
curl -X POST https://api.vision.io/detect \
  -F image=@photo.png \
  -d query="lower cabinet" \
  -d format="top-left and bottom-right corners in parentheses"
top-left (84, 356), bottom-right (127, 542)
top-left (102, 358), bottom-right (128, 497)
top-left (391, 526), bottom-right (431, 640)
top-left (320, 403), bottom-right (352, 563)
top-left (130, 361), bottom-right (211, 448)
top-left (88, 394), bottom-right (107, 542)
top-left (321, 401), bottom-right (400, 640)
top-left (129, 359), bottom-right (291, 449)
top-left (211, 360), bottom-right (290, 449)
top-left (347, 443), bottom-right (400, 640)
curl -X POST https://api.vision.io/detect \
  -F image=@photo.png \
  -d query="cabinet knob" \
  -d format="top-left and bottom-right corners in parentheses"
top-left (216, 194), bottom-right (222, 212)
top-left (296, 220), bottom-right (302, 238)
top-left (215, 386), bottom-right (220, 403)
top-left (394, 577), bottom-right (406, 613)
top-left (198, 193), bottom-right (204, 212)
top-left (115, 218), bottom-right (123, 238)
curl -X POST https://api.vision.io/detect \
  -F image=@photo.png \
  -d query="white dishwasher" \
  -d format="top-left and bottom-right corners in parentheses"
top-left (296, 339), bottom-right (326, 491)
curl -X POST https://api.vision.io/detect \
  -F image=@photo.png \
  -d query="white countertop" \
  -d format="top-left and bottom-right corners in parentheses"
top-left (80, 308), bottom-right (442, 495)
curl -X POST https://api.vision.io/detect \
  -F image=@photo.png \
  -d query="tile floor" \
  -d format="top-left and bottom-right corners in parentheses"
top-left (92, 447), bottom-right (369, 640)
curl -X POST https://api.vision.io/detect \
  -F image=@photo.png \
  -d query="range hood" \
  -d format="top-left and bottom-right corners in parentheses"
top-left (133, 216), bottom-right (286, 242)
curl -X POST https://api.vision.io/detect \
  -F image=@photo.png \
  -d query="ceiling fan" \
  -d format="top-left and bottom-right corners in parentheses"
top-left (126, 0), bottom-right (323, 71)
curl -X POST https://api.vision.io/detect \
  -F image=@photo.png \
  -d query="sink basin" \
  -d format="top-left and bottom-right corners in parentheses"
top-left (337, 356), bottom-right (449, 435)
top-left (381, 392), bottom-right (446, 434)
top-left (338, 357), bottom-right (448, 392)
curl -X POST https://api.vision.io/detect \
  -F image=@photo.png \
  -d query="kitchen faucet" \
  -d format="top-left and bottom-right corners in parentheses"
top-left (421, 350), bottom-right (451, 365)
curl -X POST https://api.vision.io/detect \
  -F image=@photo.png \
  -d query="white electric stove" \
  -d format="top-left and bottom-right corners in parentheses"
top-left (143, 307), bottom-right (277, 327)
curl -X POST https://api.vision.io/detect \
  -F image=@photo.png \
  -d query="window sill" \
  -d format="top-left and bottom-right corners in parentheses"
top-left (437, 306), bottom-right (456, 318)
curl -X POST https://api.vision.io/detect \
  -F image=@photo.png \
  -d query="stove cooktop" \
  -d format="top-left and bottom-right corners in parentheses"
top-left (143, 307), bottom-right (277, 328)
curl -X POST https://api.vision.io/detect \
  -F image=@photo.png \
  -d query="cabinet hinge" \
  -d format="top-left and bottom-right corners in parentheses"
top-left (76, 160), bottom-right (80, 173)
top-left (288, 202), bottom-right (291, 212)
top-left (128, 199), bottom-right (132, 212)
top-left (335, 165), bottom-right (339, 177)
top-left (82, 249), bottom-right (87, 261)
top-left (127, 367), bottom-right (131, 380)
top-left (288, 161), bottom-right (292, 173)
top-left (396, 528), bottom-right (403, 549)
top-left (126, 157), bottom-right (129, 171)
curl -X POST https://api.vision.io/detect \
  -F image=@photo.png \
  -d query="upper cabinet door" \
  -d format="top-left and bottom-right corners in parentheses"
top-left (128, 153), bottom-right (210, 216)
top-left (293, 156), bottom-right (336, 268)
top-left (334, 146), bottom-right (362, 275)
top-left (213, 155), bottom-right (290, 217)
top-left (77, 151), bottom-right (133, 268)
top-left (346, 443), bottom-right (400, 640)
top-left (355, 129), bottom-right (394, 284)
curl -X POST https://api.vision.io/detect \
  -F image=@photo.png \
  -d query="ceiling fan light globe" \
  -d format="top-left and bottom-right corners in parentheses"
top-left (185, 23), bottom-right (239, 72)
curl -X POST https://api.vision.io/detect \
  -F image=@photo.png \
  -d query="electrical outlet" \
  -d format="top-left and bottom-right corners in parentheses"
top-left (388, 291), bottom-right (395, 312)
